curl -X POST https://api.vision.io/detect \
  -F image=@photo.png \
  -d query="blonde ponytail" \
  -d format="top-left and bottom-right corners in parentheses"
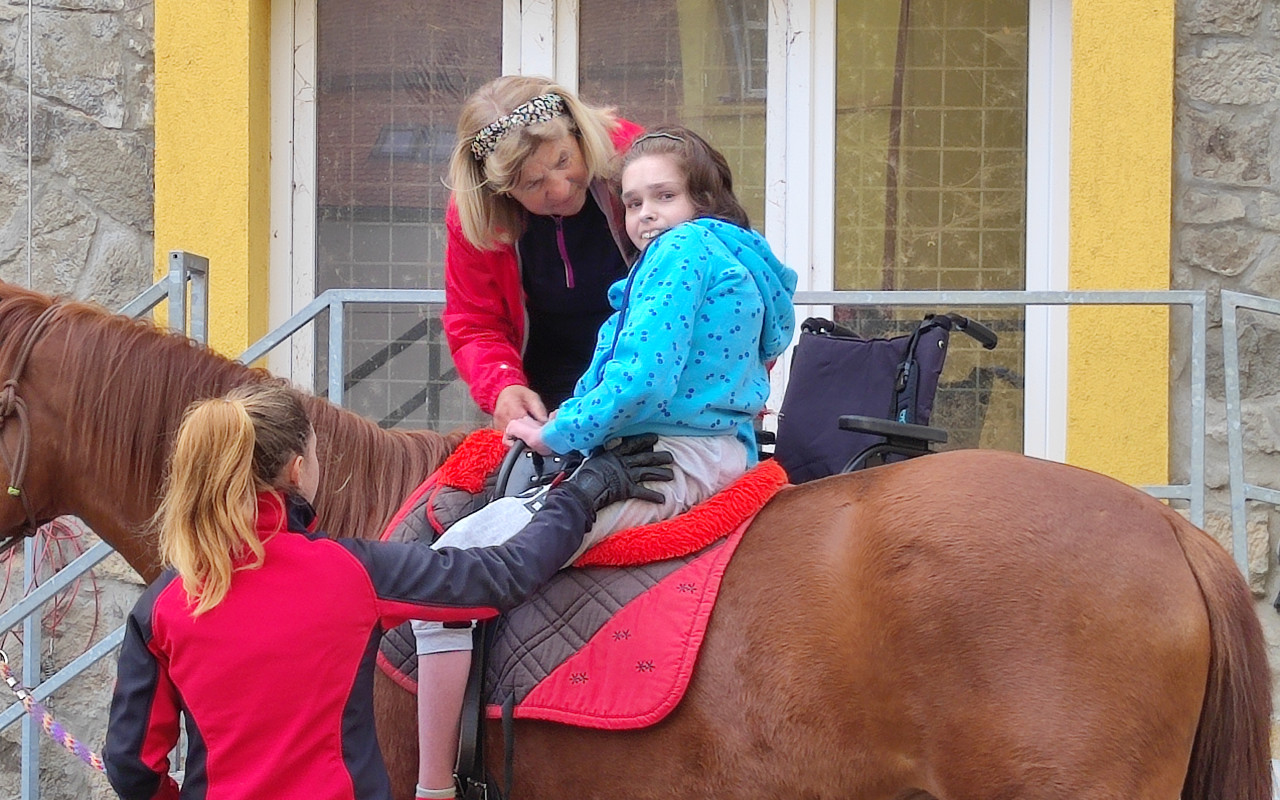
top-left (157, 383), bottom-right (310, 615)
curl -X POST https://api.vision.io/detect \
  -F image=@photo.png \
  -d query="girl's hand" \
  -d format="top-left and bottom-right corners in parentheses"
top-left (494, 385), bottom-right (549, 431)
top-left (504, 416), bottom-right (552, 455)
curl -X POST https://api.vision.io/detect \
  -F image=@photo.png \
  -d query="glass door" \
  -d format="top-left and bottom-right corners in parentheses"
top-left (834, 0), bottom-right (1029, 452)
top-left (313, 0), bottom-right (503, 429)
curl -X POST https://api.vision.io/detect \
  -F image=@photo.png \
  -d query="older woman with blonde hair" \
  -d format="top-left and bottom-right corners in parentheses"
top-left (442, 75), bottom-right (643, 431)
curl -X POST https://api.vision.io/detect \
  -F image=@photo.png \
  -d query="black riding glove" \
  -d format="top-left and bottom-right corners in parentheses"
top-left (558, 434), bottom-right (675, 514)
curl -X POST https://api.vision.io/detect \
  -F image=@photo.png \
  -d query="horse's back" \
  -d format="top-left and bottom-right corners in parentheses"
top-left (455, 449), bottom-right (1264, 800)
top-left (691, 449), bottom-right (1216, 798)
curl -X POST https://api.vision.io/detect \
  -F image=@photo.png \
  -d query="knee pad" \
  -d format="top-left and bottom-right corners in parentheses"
top-left (411, 619), bottom-right (475, 656)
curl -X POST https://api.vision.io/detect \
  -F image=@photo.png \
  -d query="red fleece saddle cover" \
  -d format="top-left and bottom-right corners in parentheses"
top-left (376, 431), bottom-right (788, 730)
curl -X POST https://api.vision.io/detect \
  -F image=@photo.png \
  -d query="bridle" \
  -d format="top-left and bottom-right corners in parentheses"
top-left (0, 304), bottom-right (61, 557)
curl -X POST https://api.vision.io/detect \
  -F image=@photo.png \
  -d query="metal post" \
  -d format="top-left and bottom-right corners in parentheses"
top-left (167, 251), bottom-right (210, 340)
top-left (328, 300), bottom-right (344, 406)
top-left (1222, 293), bottom-right (1248, 573)
top-left (182, 252), bottom-right (210, 344)
top-left (21, 537), bottom-right (41, 800)
top-left (1190, 295), bottom-right (1206, 529)
top-left (166, 253), bottom-right (187, 336)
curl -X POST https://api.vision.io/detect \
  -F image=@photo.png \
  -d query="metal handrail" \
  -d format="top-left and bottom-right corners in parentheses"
top-left (1222, 290), bottom-right (1280, 574)
top-left (241, 287), bottom-right (1208, 524)
top-left (238, 288), bottom-right (447, 407)
top-left (245, 286), bottom-right (1213, 539)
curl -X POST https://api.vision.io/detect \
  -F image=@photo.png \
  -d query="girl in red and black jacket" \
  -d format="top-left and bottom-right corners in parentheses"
top-left (103, 382), bottom-right (670, 800)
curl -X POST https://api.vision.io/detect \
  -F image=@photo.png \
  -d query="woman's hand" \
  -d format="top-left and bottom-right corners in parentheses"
top-left (493, 385), bottom-right (549, 431)
top-left (504, 416), bottom-right (552, 455)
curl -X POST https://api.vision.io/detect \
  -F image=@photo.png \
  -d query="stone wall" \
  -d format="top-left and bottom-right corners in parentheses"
top-left (0, 2), bottom-right (153, 797)
top-left (1171, 0), bottom-right (1280, 736)
top-left (0, 0), bottom-right (154, 306)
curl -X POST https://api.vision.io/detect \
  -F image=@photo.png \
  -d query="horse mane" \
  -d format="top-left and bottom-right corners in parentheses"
top-left (305, 400), bottom-right (465, 539)
top-left (0, 282), bottom-right (462, 541)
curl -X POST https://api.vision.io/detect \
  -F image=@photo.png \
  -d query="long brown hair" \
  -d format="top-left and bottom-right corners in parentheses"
top-left (449, 75), bottom-right (621, 249)
top-left (156, 382), bottom-right (311, 614)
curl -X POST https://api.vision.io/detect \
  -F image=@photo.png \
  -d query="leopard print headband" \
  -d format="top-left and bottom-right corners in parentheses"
top-left (470, 93), bottom-right (568, 162)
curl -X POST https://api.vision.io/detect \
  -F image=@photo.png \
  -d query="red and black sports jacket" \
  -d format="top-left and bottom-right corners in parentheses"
top-left (104, 489), bottom-right (591, 800)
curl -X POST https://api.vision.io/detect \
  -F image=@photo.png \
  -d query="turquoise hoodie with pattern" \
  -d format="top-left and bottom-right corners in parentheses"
top-left (541, 217), bottom-right (798, 463)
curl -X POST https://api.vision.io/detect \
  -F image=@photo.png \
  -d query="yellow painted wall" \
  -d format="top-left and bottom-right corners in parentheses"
top-left (154, 0), bottom-right (272, 357)
top-left (1068, 0), bottom-right (1173, 484)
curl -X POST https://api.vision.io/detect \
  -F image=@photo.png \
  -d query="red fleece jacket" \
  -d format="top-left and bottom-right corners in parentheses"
top-left (103, 490), bottom-right (592, 800)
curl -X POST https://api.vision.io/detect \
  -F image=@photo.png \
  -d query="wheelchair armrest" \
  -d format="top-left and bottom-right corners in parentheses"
top-left (837, 415), bottom-right (948, 445)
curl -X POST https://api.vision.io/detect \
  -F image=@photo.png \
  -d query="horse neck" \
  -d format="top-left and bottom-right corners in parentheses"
top-left (17, 314), bottom-right (257, 579)
top-left (304, 398), bottom-right (463, 541)
top-left (5, 298), bottom-right (458, 575)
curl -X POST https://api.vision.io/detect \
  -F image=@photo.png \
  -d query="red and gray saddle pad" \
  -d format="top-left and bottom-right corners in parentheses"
top-left (376, 433), bottom-right (788, 730)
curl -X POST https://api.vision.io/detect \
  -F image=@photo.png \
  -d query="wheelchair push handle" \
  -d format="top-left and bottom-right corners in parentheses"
top-left (944, 313), bottom-right (998, 350)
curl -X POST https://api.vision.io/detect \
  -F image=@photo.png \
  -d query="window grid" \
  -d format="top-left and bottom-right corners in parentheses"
top-left (314, 0), bottom-right (500, 430)
top-left (579, 0), bottom-right (769, 229)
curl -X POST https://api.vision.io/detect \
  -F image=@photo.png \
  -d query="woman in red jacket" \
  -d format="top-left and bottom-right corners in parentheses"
top-left (443, 75), bottom-right (643, 431)
top-left (102, 382), bottom-right (670, 800)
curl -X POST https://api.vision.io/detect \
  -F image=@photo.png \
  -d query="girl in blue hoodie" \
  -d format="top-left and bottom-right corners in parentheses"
top-left (413, 126), bottom-right (796, 800)
top-left (507, 126), bottom-right (798, 482)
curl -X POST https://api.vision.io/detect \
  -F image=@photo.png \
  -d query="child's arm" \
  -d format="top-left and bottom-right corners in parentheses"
top-left (541, 231), bottom-right (707, 454)
top-left (348, 440), bottom-right (674, 629)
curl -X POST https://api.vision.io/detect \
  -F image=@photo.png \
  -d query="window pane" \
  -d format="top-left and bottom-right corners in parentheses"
top-left (835, 0), bottom-right (1028, 453)
top-left (315, 0), bottom-right (501, 429)
top-left (578, 0), bottom-right (768, 229)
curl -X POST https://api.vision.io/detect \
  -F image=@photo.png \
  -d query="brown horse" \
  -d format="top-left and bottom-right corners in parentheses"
top-left (0, 281), bottom-right (1269, 800)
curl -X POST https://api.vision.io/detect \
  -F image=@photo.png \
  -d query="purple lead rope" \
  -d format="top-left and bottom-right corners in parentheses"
top-left (0, 652), bottom-right (106, 772)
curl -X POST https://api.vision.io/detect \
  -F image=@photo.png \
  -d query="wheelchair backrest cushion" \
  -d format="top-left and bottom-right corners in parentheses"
top-left (773, 321), bottom-right (948, 483)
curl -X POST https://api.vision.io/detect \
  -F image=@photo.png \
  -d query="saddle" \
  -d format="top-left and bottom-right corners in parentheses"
top-left (376, 441), bottom-right (788, 696)
top-left (377, 432), bottom-right (789, 800)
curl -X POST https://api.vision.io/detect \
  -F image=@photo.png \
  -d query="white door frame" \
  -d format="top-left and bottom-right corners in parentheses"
top-left (1024, 0), bottom-right (1071, 462)
top-left (268, 0), bottom-right (318, 386)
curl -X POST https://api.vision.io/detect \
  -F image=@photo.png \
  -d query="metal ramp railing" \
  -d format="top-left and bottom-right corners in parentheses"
top-left (246, 288), bottom-right (1209, 529)
top-left (1222, 290), bottom-right (1280, 578)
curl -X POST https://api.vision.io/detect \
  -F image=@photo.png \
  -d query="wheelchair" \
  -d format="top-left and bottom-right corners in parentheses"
top-left (769, 312), bottom-right (998, 483)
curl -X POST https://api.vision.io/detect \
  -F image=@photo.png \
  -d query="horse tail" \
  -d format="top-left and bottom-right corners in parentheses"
top-left (1169, 511), bottom-right (1271, 800)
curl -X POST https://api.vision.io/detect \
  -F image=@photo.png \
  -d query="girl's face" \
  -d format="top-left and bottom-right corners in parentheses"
top-left (621, 153), bottom-right (697, 252)
top-left (506, 135), bottom-right (590, 217)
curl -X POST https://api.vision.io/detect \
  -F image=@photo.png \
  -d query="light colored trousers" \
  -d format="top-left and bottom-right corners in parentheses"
top-left (411, 434), bottom-right (747, 655)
